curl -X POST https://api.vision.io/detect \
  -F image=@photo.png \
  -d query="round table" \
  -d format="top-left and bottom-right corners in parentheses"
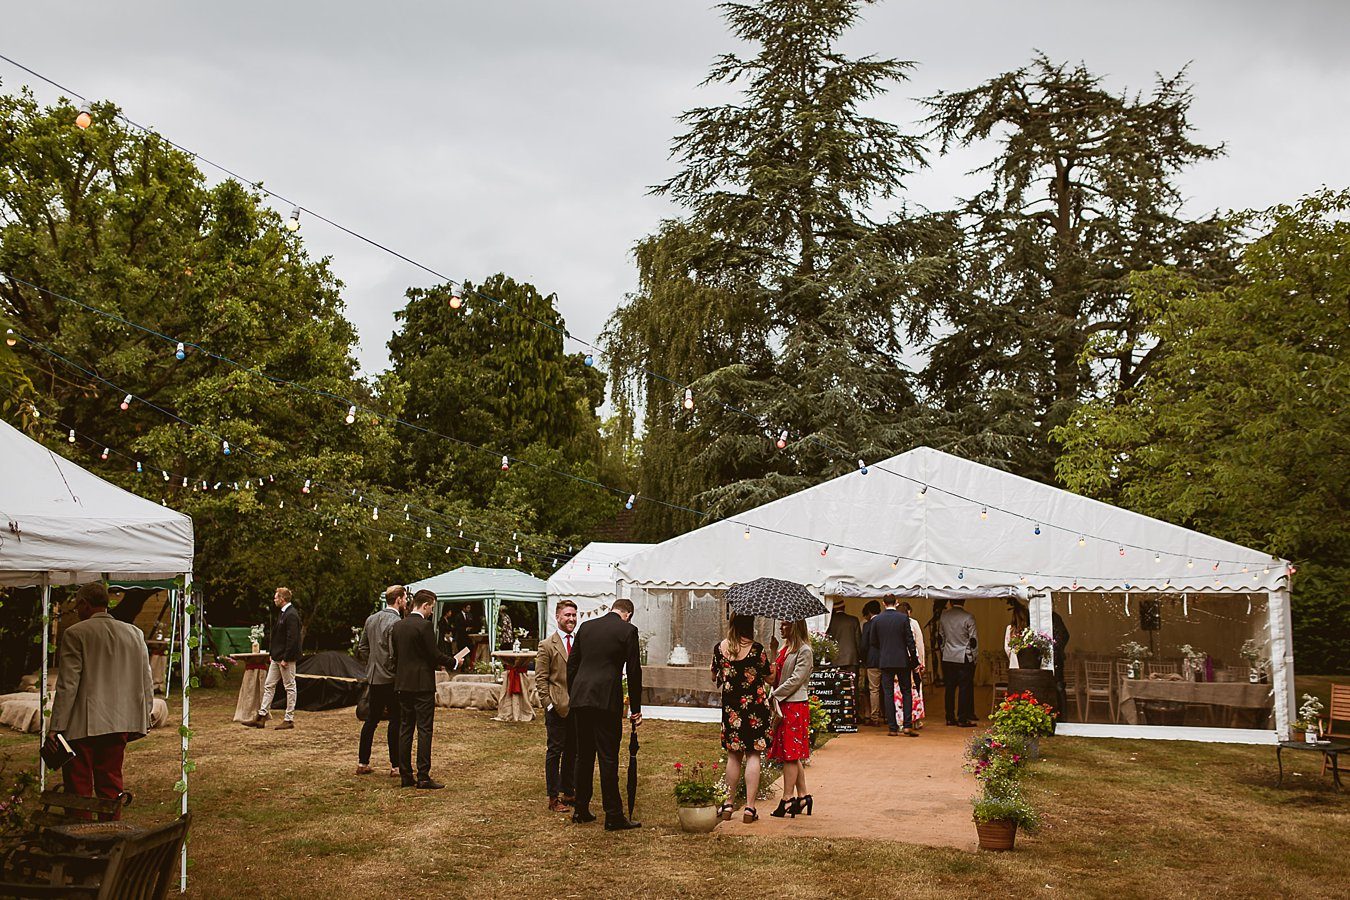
top-left (1276, 739), bottom-right (1346, 791)
top-left (491, 651), bottom-right (538, 723)
top-left (229, 652), bottom-right (272, 724)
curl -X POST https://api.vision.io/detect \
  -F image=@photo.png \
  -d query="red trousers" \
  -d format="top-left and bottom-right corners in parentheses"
top-left (62, 733), bottom-right (129, 821)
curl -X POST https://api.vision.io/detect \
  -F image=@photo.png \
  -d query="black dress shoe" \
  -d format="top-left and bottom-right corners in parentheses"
top-left (946, 720), bottom-right (959, 726)
top-left (958, 720), bottom-right (977, 728)
top-left (571, 809), bottom-right (597, 824)
top-left (604, 818), bottom-right (641, 831)
top-left (416, 779), bottom-right (445, 790)
top-left (401, 778), bottom-right (416, 787)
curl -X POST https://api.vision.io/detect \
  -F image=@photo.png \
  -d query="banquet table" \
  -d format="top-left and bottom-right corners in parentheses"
top-left (1118, 678), bottom-right (1273, 726)
top-left (146, 639), bottom-right (169, 694)
top-left (229, 652), bottom-right (272, 724)
top-left (491, 651), bottom-right (538, 722)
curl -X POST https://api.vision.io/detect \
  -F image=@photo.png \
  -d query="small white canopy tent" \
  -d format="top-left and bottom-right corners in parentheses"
top-left (545, 542), bottom-right (652, 635)
top-left (0, 418), bottom-right (195, 889)
top-left (616, 446), bottom-right (1293, 743)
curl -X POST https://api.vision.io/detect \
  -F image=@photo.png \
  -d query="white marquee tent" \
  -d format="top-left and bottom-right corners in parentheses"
top-left (0, 418), bottom-right (195, 889)
top-left (614, 446), bottom-right (1294, 743)
top-left (544, 542), bottom-right (651, 634)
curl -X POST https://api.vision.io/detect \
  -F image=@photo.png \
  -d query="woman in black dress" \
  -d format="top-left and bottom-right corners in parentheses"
top-left (711, 614), bottom-right (772, 823)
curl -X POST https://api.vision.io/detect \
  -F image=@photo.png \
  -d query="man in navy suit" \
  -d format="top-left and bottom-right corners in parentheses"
top-left (868, 595), bottom-right (921, 737)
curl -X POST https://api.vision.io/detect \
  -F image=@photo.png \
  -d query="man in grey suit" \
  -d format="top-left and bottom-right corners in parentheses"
top-left (939, 598), bottom-right (979, 726)
top-left (355, 584), bottom-right (407, 776)
top-left (50, 582), bottom-right (154, 819)
top-left (825, 600), bottom-right (863, 715)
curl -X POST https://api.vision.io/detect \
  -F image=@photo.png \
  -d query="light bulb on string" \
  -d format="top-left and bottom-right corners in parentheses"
top-left (1154, 552), bottom-right (1161, 563)
top-left (162, 470), bottom-right (170, 481)
top-left (625, 494), bottom-right (636, 510)
top-left (1241, 565), bottom-right (1248, 573)
top-left (1019, 574), bottom-right (1027, 584)
top-left (980, 507), bottom-right (988, 521)
top-left (135, 461), bottom-right (142, 473)
top-left (449, 285), bottom-right (464, 309)
top-left (181, 477), bottom-right (188, 487)
top-left (425, 525), bottom-right (432, 538)
top-left (100, 447), bottom-right (109, 460)
top-left (302, 479), bottom-right (311, 494)
top-left (1213, 562), bottom-right (1220, 572)
top-left (75, 105), bottom-right (92, 129)
top-left (776, 431), bottom-right (788, 450)
top-left (29, 403), bottom-right (39, 418)
top-left (120, 394), bottom-right (132, 411)
top-left (820, 544), bottom-right (829, 557)
top-left (1186, 559), bottom-right (1194, 569)
top-left (890, 558), bottom-right (898, 569)
top-left (4, 329), bottom-right (16, 347)
top-left (1077, 535), bottom-right (1085, 547)
top-left (345, 405), bottom-right (356, 425)
top-left (682, 388), bottom-right (694, 410)
top-left (1033, 524), bottom-right (1041, 535)
top-left (743, 527), bottom-right (751, 540)
top-left (857, 459), bottom-right (868, 475)
top-left (388, 533), bottom-right (394, 542)
top-left (1118, 546), bottom-right (1125, 557)
top-left (222, 440), bottom-right (230, 456)
top-left (175, 342), bottom-right (186, 360)
top-left (67, 429), bottom-right (75, 443)
top-left (917, 485), bottom-right (927, 500)
top-left (284, 206), bottom-right (301, 233)
top-left (583, 354), bottom-right (594, 367)
top-left (501, 455), bottom-right (510, 471)
top-left (446, 546), bottom-right (451, 554)
top-left (473, 541), bottom-right (480, 554)
top-left (958, 568), bottom-right (964, 580)
top-left (372, 507), bottom-right (379, 520)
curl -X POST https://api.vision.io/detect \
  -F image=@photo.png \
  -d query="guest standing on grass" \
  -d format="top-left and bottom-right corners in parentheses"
top-left (859, 600), bottom-right (882, 725)
top-left (712, 614), bottom-right (772, 824)
top-left (536, 599), bottom-right (579, 813)
top-left (939, 598), bottom-right (978, 727)
top-left (50, 582), bottom-right (154, 820)
top-left (567, 597), bottom-right (643, 831)
top-left (390, 589), bottom-right (469, 789)
top-left (767, 619), bottom-right (814, 819)
top-left (870, 596), bottom-right (920, 737)
top-left (246, 587), bottom-right (301, 730)
top-left (354, 585), bottom-right (407, 777)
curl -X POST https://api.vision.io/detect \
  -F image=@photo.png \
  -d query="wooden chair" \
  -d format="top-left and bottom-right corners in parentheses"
top-left (0, 814), bottom-right (189, 899)
top-left (1084, 661), bottom-right (1114, 723)
top-left (1319, 684), bottom-right (1350, 776)
top-left (990, 653), bottom-right (1009, 710)
top-left (1061, 658), bottom-right (1083, 722)
top-left (1146, 661), bottom-right (1178, 678)
top-left (31, 788), bottom-right (133, 826)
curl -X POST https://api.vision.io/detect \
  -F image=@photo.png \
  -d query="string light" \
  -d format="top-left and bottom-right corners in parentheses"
top-left (372, 507), bottom-right (379, 520)
top-left (890, 558), bottom-right (898, 569)
top-left (743, 527), bottom-right (751, 540)
top-left (1154, 552), bottom-right (1161, 563)
top-left (120, 394), bottom-right (132, 411)
top-left (135, 461), bottom-right (142, 472)
top-left (1077, 535), bottom-right (1085, 547)
top-left (917, 485), bottom-right (927, 499)
top-left (958, 568), bottom-right (964, 580)
top-left (821, 544), bottom-right (829, 557)
top-left (425, 525), bottom-right (432, 538)
top-left (1187, 559), bottom-right (1194, 569)
top-left (302, 479), bottom-right (311, 494)
top-left (683, 388), bottom-right (694, 410)
top-left (75, 105), bottom-right (91, 129)
top-left (162, 470), bottom-right (170, 481)
top-left (980, 507), bottom-right (988, 520)
top-left (100, 447), bottom-right (109, 460)
top-left (450, 285), bottom-right (464, 310)
top-left (583, 354), bottom-right (594, 367)
top-left (221, 440), bottom-right (230, 455)
top-left (67, 428), bottom-right (75, 443)
top-left (1118, 546), bottom-right (1125, 557)
top-left (175, 341), bottom-right (186, 360)
top-left (1033, 524), bottom-right (1041, 535)
top-left (625, 494), bottom-right (636, 510)
top-left (501, 455), bottom-right (510, 471)
top-left (345, 405), bottom-right (356, 425)
top-left (284, 206), bottom-right (301, 233)
top-left (857, 459), bottom-right (868, 475)
top-left (4, 329), bottom-right (15, 347)
top-left (777, 431), bottom-right (788, 450)
top-left (473, 541), bottom-right (480, 554)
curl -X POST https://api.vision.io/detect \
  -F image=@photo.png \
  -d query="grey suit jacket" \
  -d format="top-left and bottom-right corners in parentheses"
top-left (938, 607), bottom-right (978, 664)
top-left (51, 612), bottom-right (154, 741)
top-left (826, 611), bottom-right (863, 666)
top-left (356, 606), bottom-right (401, 685)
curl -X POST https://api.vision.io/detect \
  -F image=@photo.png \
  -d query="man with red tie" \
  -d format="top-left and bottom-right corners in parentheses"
top-left (536, 600), bottom-right (578, 812)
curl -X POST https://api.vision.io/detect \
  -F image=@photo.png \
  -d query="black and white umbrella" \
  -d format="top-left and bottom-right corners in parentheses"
top-left (725, 577), bottom-right (827, 621)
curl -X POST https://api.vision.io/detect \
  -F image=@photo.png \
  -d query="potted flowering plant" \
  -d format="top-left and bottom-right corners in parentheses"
top-left (989, 692), bottom-right (1055, 757)
top-left (1117, 641), bottom-right (1152, 679)
top-left (249, 623), bottom-right (265, 654)
top-left (1295, 694), bottom-right (1324, 743)
top-left (1239, 640), bottom-right (1268, 683)
top-left (971, 779), bottom-right (1039, 851)
top-left (672, 760), bottom-right (728, 833)
top-left (1008, 628), bottom-right (1055, 668)
top-left (808, 631), bottom-right (838, 666)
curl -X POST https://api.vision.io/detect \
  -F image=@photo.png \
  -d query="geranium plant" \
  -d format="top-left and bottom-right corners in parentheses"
top-left (673, 760), bottom-right (728, 808)
top-left (964, 733), bottom-right (1028, 784)
top-left (989, 691), bottom-right (1056, 739)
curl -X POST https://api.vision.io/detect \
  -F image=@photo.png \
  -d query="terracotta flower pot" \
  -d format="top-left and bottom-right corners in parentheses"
top-left (677, 805), bottom-right (720, 833)
top-left (975, 818), bottom-right (1018, 851)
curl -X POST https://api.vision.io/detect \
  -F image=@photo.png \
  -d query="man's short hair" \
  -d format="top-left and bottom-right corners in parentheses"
top-left (276, 586), bottom-right (293, 601)
top-left (612, 598), bottom-right (634, 616)
top-left (950, 598), bottom-right (966, 607)
top-left (883, 595), bottom-right (898, 607)
top-left (556, 599), bottom-right (578, 612)
top-left (385, 584), bottom-right (406, 605)
top-left (412, 589), bottom-right (437, 608)
top-left (75, 582), bottom-right (109, 608)
top-left (862, 600), bottom-right (882, 617)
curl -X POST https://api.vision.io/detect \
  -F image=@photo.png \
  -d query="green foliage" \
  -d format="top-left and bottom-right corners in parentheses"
top-left (672, 759), bottom-right (726, 807)
top-left (1054, 190), bottom-right (1350, 672)
top-left (971, 783), bottom-right (1040, 831)
top-left (989, 691), bottom-right (1056, 739)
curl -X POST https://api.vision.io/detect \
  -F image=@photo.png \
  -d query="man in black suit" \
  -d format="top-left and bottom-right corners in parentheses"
top-left (389, 590), bottom-right (468, 789)
top-left (869, 595), bottom-right (921, 737)
top-left (247, 587), bottom-right (302, 729)
top-left (451, 603), bottom-right (476, 664)
top-left (567, 597), bottom-right (643, 830)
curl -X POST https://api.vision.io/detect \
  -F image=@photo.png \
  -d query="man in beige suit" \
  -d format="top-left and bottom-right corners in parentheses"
top-left (50, 582), bottom-right (154, 820)
top-left (536, 599), bottom-right (577, 812)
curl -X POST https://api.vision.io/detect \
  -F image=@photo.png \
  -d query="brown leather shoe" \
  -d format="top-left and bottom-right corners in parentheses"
top-left (548, 797), bottom-right (571, 812)
top-left (355, 764), bottom-right (374, 775)
top-left (274, 720), bottom-right (295, 730)
top-left (903, 727), bottom-right (919, 737)
top-left (388, 767), bottom-right (401, 778)
top-left (242, 714), bottom-right (266, 728)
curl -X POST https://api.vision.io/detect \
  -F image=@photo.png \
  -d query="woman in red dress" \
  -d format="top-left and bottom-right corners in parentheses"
top-left (767, 619), bottom-right (815, 818)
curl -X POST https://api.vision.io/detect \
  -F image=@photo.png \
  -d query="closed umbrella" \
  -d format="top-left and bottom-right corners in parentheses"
top-left (725, 577), bottom-right (827, 621)
top-left (626, 722), bottom-right (639, 820)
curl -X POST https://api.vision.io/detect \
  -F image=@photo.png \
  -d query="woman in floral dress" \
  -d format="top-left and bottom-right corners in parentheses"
top-left (711, 614), bottom-right (772, 823)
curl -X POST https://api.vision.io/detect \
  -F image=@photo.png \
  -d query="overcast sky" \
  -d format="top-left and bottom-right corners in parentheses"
top-left (5, 1), bottom-right (1347, 376)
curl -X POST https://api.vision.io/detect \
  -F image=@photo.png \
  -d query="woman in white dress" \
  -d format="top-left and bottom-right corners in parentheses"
top-left (1004, 601), bottom-right (1031, 669)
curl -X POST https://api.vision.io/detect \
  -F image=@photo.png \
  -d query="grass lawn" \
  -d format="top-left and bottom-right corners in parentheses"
top-left (1, 675), bottom-right (1347, 899)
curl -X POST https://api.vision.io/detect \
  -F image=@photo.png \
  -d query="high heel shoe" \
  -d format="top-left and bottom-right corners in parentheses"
top-left (769, 799), bottom-right (790, 818)
top-left (742, 806), bottom-right (758, 823)
top-left (799, 794), bottom-right (813, 816)
top-left (717, 803), bottom-right (733, 821)
top-left (785, 796), bottom-right (803, 818)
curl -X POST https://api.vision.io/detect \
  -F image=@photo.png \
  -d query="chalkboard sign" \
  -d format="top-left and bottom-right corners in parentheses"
top-left (808, 668), bottom-right (857, 733)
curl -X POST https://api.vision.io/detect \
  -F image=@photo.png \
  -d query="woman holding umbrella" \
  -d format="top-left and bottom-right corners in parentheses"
top-left (767, 619), bottom-right (814, 818)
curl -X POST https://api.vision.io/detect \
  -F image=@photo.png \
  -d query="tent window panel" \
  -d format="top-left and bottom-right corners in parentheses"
top-left (1053, 592), bottom-right (1273, 730)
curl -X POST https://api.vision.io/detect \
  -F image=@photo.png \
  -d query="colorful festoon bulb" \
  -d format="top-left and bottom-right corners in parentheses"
top-left (175, 342), bottom-right (186, 360)
top-left (120, 394), bottom-right (132, 411)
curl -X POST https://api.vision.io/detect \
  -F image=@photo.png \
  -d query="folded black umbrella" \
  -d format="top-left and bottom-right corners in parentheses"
top-left (626, 722), bottom-right (640, 820)
top-left (725, 577), bottom-right (828, 621)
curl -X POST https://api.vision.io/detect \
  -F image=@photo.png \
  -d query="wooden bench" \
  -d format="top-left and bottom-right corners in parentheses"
top-left (1319, 684), bottom-right (1350, 776)
top-left (0, 814), bottom-right (189, 898)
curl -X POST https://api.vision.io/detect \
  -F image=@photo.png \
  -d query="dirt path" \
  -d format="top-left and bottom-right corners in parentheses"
top-left (716, 721), bottom-right (979, 850)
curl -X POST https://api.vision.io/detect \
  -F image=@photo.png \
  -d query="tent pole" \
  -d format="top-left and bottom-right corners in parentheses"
top-left (1268, 587), bottom-right (1294, 739)
top-left (180, 571), bottom-right (192, 894)
top-left (38, 576), bottom-right (50, 791)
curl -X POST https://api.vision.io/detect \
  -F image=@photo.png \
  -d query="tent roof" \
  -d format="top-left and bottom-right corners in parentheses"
top-left (547, 542), bottom-right (653, 599)
top-left (406, 566), bottom-right (546, 603)
top-left (0, 419), bottom-right (194, 586)
top-left (616, 446), bottom-right (1287, 594)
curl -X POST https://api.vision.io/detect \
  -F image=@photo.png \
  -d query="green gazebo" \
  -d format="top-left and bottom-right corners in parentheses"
top-left (405, 566), bottom-right (547, 652)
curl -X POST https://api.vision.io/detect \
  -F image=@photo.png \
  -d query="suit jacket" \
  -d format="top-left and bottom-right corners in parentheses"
top-left (861, 617), bottom-right (880, 668)
top-left (356, 606), bottom-right (401, 685)
top-left (870, 608), bottom-right (918, 669)
top-left (389, 611), bottom-right (456, 693)
top-left (938, 607), bottom-right (978, 664)
top-left (535, 630), bottom-right (572, 717)
top-left (451, 610), bottom-right (473, 651)
top-left (271, 603), bottom-right (302, 662)
top-left (566, 612), bottom-right (641, 716)
top-left (826, 611), bottom-right (863, 667)
top-left (51, 612), bottom-right (154, 742)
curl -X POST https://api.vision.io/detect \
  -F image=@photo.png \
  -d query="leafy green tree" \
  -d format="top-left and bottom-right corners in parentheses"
top-left (1054, 190), bottom-right (1350, 673)
top-left (918, 56), bottom-right (1235, 481)
top-left (606, 0), bottom-right (929, 534)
